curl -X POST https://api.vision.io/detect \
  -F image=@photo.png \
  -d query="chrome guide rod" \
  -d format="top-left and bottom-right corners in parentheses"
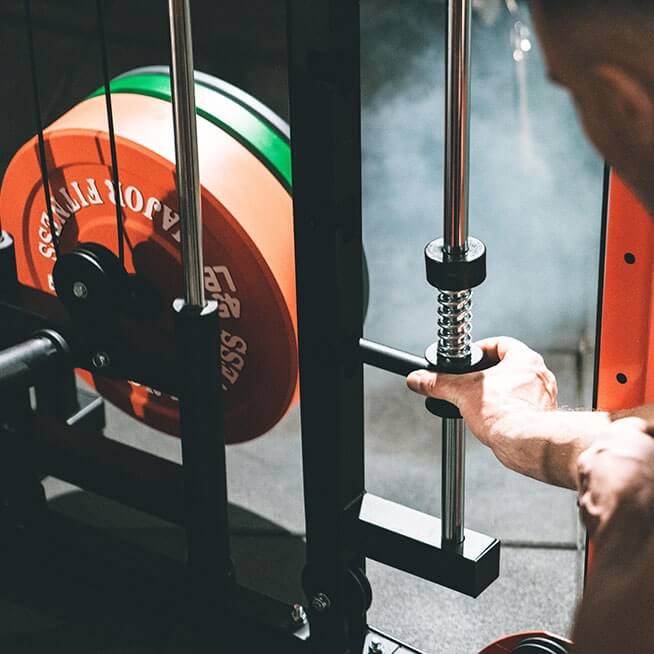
top-left (168, 0), bottom-right (205, 308)
top-left (441, 0), bottom-right (472, 547)
top-left (444, 0), bottom-right (472, 256)
top-left (442, 414), bottom-right (466, 544)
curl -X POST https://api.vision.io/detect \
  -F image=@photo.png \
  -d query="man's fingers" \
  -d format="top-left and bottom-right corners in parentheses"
top-left (406, 369), bottom-right (468, 404)
top-left (406, 370), bottom-right (437, 396)
top-left (474, 336), bottom-right (534, 365)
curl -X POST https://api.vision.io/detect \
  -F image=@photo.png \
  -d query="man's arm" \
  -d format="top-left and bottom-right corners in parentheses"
top-left (406, 336), bottom-right (651, 489)
top-left (481, 409), bottom-right (612, 489)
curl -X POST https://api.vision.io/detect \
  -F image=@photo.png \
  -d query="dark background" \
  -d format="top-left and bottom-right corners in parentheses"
top-left (0, 0), bottom-right (289, 177)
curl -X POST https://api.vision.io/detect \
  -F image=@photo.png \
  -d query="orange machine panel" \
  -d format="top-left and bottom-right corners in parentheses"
top-left (587, 172), bottom-right (654, 573)
top-left (596, 173), bottom-right (654, 412)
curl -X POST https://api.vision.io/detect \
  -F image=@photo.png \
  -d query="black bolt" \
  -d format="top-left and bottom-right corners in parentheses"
top-left (617, 373), bottom-right (628, 384)
top-left (92, 352), bottom-right (111, 369)
top-left (72, 281), bottom-right (89, 299)
top-left (624, 252), bottom-right (636, 264)
top-left (311, 593), bottom-right (331, 613)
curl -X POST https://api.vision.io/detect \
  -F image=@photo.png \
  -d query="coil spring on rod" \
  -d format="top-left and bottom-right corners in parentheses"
top-left (437, 289), bottom-right (472, 360)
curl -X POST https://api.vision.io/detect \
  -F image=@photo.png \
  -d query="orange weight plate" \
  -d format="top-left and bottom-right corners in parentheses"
top-left (0, 92), bottom-right (298, 444)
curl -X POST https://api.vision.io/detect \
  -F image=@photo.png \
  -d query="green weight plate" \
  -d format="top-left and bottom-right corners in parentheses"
top-left (89, 72), bottom-right (292, 191)
top-left (117, 66), bottom-right (290, 140)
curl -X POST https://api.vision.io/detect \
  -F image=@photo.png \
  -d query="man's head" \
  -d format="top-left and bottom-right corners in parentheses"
top-left (531, 1), bottom-right (654, 212)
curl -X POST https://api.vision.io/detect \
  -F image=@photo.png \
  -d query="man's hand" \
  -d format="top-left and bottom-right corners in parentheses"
top-left (406, 336), bottom-right (557, 445)
top-left (406, 336), bottom-right (611, 488)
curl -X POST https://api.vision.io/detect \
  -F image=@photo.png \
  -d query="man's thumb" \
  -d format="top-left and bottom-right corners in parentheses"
top-left (406, 369), bottom-right (458, 402)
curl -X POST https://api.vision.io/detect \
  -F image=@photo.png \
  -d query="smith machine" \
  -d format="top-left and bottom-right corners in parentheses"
top-left (0, 1), bottom-right (582, 653)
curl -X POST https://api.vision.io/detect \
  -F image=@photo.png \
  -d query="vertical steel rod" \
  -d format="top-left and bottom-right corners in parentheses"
top-left (441, 0), bottom-right (472, 547)
top-left (168, 0), bottom-right (204, 308)
top-left (443, 0), bottom-right (472, 256)
top-left (442, 418), bottom-right (466, 544)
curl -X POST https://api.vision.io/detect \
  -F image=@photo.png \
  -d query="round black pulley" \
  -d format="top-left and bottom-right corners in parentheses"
top-left (513, 636), bottom-right (569, 654)
top-left (53, 242), bottom-right (127, 318)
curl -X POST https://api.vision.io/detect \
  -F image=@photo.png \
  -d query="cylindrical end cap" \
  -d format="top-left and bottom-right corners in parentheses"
top-left (425, 237), bottom-right (486, 291)
top-left (425, 397), bottom-right (461, 419)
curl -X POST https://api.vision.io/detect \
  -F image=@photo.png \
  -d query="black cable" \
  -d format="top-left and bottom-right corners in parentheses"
top-left (96, 0), bottom-right (124, 264)
top-left (24, 0), bottom-right (60, 259)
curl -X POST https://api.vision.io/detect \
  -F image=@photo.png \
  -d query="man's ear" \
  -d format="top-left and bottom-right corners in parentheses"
top-left (592, 64), bottom-right (654, 149)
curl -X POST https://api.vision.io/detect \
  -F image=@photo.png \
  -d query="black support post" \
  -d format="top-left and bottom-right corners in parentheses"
top-left (287, 2), bottom-right (367, 653)
top-left (0, 232), bottom-right (18, 298)
top-left (173, 299), bottom-right (233, 620)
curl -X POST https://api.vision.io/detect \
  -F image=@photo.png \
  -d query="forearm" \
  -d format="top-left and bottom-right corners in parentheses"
top-left (488, 404), bottom-right (654, 489)
top-left (407, 338), bottom-right (654, 489)
top-left (488, 409), bottom-right (612, 489)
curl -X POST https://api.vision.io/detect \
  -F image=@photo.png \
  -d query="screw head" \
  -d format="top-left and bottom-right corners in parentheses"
top-left (290, 603), bottom-right (307, 625)
top-left (92, 352), bottom-right (110, 369)
top-left (310, 593), bottom-right (331, 614)
top-left (72, 281), bottom-right (88, 299)
top-left (368, 640), bottom-right (384, 654)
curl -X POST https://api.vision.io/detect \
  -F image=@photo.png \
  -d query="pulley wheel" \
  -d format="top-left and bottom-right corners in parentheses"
top-left (0, 69), bottom-right (299, 444)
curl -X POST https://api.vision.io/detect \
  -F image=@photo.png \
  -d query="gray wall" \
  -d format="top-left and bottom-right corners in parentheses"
top-left (360, 1), bottom-right (604, 356)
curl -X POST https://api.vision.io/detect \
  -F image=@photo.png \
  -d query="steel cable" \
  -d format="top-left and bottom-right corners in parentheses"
top-left (24, 0), bottom-right (60, 259)
top-left (96, 0), bottom-right (124, 264)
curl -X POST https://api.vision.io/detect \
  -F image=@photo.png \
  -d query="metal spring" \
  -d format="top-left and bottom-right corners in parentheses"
top-left (437, 289), bottom-right (472, 359)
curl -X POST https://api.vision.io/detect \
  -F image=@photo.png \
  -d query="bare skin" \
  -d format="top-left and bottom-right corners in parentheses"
top-left (407, 337), bottom-right (612, 489)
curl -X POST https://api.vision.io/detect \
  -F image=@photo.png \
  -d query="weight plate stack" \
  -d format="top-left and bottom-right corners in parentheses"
top-left (0, 69), bottom-right (298, 444)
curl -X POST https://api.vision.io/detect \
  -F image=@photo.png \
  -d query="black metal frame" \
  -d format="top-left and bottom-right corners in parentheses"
top-left (286, 5), bottom-right (498, 651)
top-left (0, 2), bottom-right (501, 653)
